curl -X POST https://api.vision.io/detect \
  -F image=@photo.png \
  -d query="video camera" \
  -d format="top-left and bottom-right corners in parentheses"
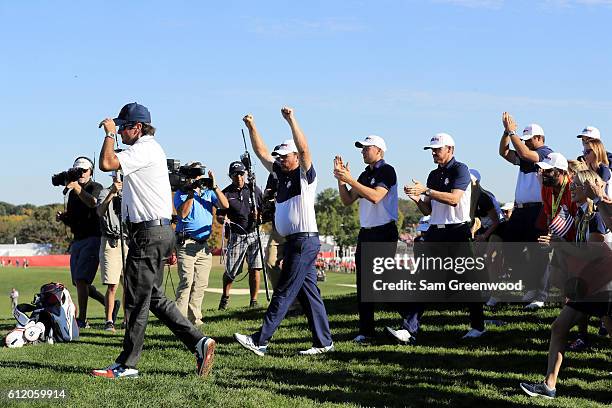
top-left (167, 159), bottom-right (214, 192)
top-left (51, 168), bottom-right (86, 187)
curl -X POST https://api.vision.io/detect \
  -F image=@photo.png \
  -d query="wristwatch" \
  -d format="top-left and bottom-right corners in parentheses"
top-left (507, 130), bottom-right (516, 137)
top-left (424, 188), bottom-right (431, 196)
top-left (106, 132), bottom-right (116, 139)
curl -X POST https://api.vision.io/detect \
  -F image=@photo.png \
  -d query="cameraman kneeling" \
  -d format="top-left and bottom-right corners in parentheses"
top-left (55, 157), bottom-right (106, 328)
top-left (174, 162), bottom-right (228, 326)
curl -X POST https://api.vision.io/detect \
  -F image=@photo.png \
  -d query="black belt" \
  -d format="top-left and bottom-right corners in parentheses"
top-left (514, 202), bottom-right (541, 209)
top-left (361, 221), bottom-right (396, 231)
top-left (127, 218), bottom-right (171, 230)
top-left (430, 221), bottom-right (469, 229)
top-left (285, 232), bottom-right (319, 241)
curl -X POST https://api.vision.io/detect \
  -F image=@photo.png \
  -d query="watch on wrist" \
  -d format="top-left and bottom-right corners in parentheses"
top-left (106, 133), bottom-right (116, 139)
top-left (424, 188), bottom-right (431, 196)
top-left (507, 130), bottom-right (517, 137)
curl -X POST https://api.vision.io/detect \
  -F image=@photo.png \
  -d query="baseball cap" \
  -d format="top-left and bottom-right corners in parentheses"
top-left (424, 133), bottom-right (455, 150)
top-left (501, 202), bottom-right (514, 211)
top-left (521, 123), bottom-right (544, 141)
top-left (576, 126), bottom-right (601, 140)
top-left (271, 139), bottom-right (298, 156)
top-left (536, 152), bottom-right (568, 171)
top-left (469, 169), bottom-right (481, 183)
top-left (113, 102), bottom-right (151, 126)
top-left (229, 161), bottom-right (246, 175)
top-left (73, 157), bottom-right (93, 170)
top-left (354, 135), bottom-right (387, 152)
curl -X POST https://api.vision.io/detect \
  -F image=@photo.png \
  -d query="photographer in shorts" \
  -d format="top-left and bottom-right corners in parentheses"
top-left (55, 157), bottom-right (106, 329)
top-left (96, 171), bottom-right (127, 332)
top-left (174, 162), bottom-right (229, 325)
top-left (216, 161), bottom-right (263, 310)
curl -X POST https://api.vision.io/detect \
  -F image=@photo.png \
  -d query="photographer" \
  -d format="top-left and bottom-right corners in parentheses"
top-left (55, 157), bottom-right (105, 329)
top-left (174, 162), bottom-right (228, 325)
top-left (96, 171), bottom-right (126, 333)
top-left (93, 102), bottom-right (216, 379)
top-left (216, 161), bottom-right (263, 310)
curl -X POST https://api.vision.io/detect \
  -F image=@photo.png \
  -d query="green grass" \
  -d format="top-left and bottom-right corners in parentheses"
top-left (0, 265), bottom-right (610, 407)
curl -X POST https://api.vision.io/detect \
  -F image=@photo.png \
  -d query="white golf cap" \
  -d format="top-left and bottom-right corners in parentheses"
top-left (521, 123), bottom-right (545, 141)
top-left (576, 126), bottom-right (601, 140)
top-left (424, 133), bottom-right (455, 150)
top-left (271, 139), bottom-right (298, 156)
top-left (536, 152), bottom-right (568, 171)
top-left (73, 157), bottom-right (93, 170)
top-left (354, 135), bottom-right (387, 152)
top-left (469, 169), bottom-right (481, 183)
top-left (501, 202), bottom-right (514, 211)
top-left (416, 215), bottom-right (431, 232)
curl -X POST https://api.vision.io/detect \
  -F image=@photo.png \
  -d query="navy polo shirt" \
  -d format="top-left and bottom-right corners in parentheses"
top-left (426, 157), bottom-right (472, 225)
top-left (273, 162), bottom-right (318, 236)
top-left (513, 145), bottom-right (552, 204)
top-left (356, 159), bottom-right (398, 228)
top-left (217, 183), bottom-right (262, 234)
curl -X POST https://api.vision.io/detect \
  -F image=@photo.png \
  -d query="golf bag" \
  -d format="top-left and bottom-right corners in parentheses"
top-left (4, 282), bottom-right (79, 348)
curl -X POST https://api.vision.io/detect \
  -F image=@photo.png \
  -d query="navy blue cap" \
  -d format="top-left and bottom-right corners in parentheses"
top-left (229, 161), bottom-right (246, 175)
top-left (113, 103), bottom-right (151, 126)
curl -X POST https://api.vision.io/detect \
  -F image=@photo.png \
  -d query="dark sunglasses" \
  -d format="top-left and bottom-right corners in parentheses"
top-left (118, 122), bottom-right (137, 132)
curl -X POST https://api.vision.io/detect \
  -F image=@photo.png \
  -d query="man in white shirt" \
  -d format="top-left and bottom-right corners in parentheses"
top-left (91, 103), bottom-right (215, 379)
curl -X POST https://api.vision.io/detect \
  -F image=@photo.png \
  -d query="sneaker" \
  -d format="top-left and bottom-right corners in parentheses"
top-left (218, 295), bottom-right (229, 311)
top-left (462, 328), bottom-right (486, 339)
top-left (485, 296), bottom-right (499, 307)
top-left (103, 321), bottom-right (116, 333)
top-left (77, 318), bottom-right (90, 329)
top-left (195, 337), bottom-right (216, 377)
top-left (524, 301), bottom-right (544, 310)
top-left (519, 381), bottom-right (556, 399)
top-left (249, 299), bottom-right (258, 308)
top-left (111, 300), bottom-right (121, 324)
top-left (91, 363), bottom-right (139, 379)
top-left (234, 333), bottom-right (267, 356)
top-left (386, 326), bottom-right (414, 345)
top-left (521, 290), bottom-right (538, 303)
top-left (299, 343), bottom-right (334, 355)
top-left (352, 334), bottom-right (373, 345)
top-left (568, 337), bottom-right (589, 352)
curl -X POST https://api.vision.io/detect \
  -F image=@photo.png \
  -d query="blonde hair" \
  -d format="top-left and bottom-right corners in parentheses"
top-left (585, 138), bottom-right (609, 168)
top-left (567, 159), bottom-right (588, 176)
top-left (573, 169), bottom-right (604, 242)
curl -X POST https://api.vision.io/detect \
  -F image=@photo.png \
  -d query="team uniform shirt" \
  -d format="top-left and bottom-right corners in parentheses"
top-left (474, 189), bottom-right (502, 229)
top-left (537, 176), bottom-right (577, 241)
top-left (65, 180), bottom-right (102, 240)
top-left (174, 189), bottom-right (219, 241)
top-left (116, 136), bottom-right (173, 223)
top-left (426, 157), bottom-right (472, 225)
top-left (574, 203), bottom-right (607, 242)
top-left (512, 145), bottom-right (553, 204)
top-left (273, 161), bottom-right (318, 237)
top-left (217, 184), bottom-right (262, 234)
top-left (356, 160), bottom-right (399, 228)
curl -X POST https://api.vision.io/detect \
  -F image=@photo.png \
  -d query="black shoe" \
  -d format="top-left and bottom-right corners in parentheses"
top-left (111, 300), bottom-right (121, 324)
top-left (218, 295), bottom-right (229, 311)
top-left (249, 299), bottom-right (258, 308)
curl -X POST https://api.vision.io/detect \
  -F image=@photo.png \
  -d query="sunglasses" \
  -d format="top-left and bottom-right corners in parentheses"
top-left (118, 122), bottom-right (137, 132)
top-left (582, 149), bottom-right (593, 155)
top-left (569, 183), bottom-right (584, 191)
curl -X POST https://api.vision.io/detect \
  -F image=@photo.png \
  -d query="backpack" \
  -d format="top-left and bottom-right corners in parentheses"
top-left (4, 282), bottom-right (79, 348)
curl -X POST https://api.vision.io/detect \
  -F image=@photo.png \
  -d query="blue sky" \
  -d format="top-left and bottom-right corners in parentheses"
top-left (2, 0), bottom-right (612, 206)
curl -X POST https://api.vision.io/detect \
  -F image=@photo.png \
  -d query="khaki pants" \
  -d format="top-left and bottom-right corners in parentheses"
top-left (175, 239), bottom-right (212, 326)
top-left (265, 228), bottom-right (285, 290)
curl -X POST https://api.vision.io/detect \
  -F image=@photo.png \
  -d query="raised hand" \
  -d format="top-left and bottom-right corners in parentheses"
top-left (502, 112), bottom-right (517, 133)
top-left (243, 114), bottom-right (255, 129)
top-left (281, 106), bottom-right (294, 121)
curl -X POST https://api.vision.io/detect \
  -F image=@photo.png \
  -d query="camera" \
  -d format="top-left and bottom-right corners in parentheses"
top-left (167, 159), bottom-right (214, 192)
top-left (51, 168), bottom-right (86, 186)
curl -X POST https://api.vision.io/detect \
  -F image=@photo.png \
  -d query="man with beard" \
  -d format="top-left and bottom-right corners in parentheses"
top-left (498, 112), bottom-right (553, 309)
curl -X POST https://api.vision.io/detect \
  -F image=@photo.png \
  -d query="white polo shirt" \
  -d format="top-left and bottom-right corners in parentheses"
top-left (513, 146), bottom-right (552, 204)
top-left (273, 162), bottom-right (318, 237)
top-left (426, 157), bottom-right (472, 225)
top-left (116, 135), bottom-right (173, 223)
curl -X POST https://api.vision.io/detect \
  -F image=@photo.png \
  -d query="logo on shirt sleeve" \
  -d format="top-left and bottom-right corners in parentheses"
top-left (444, 178), bottom-right (450, 186)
